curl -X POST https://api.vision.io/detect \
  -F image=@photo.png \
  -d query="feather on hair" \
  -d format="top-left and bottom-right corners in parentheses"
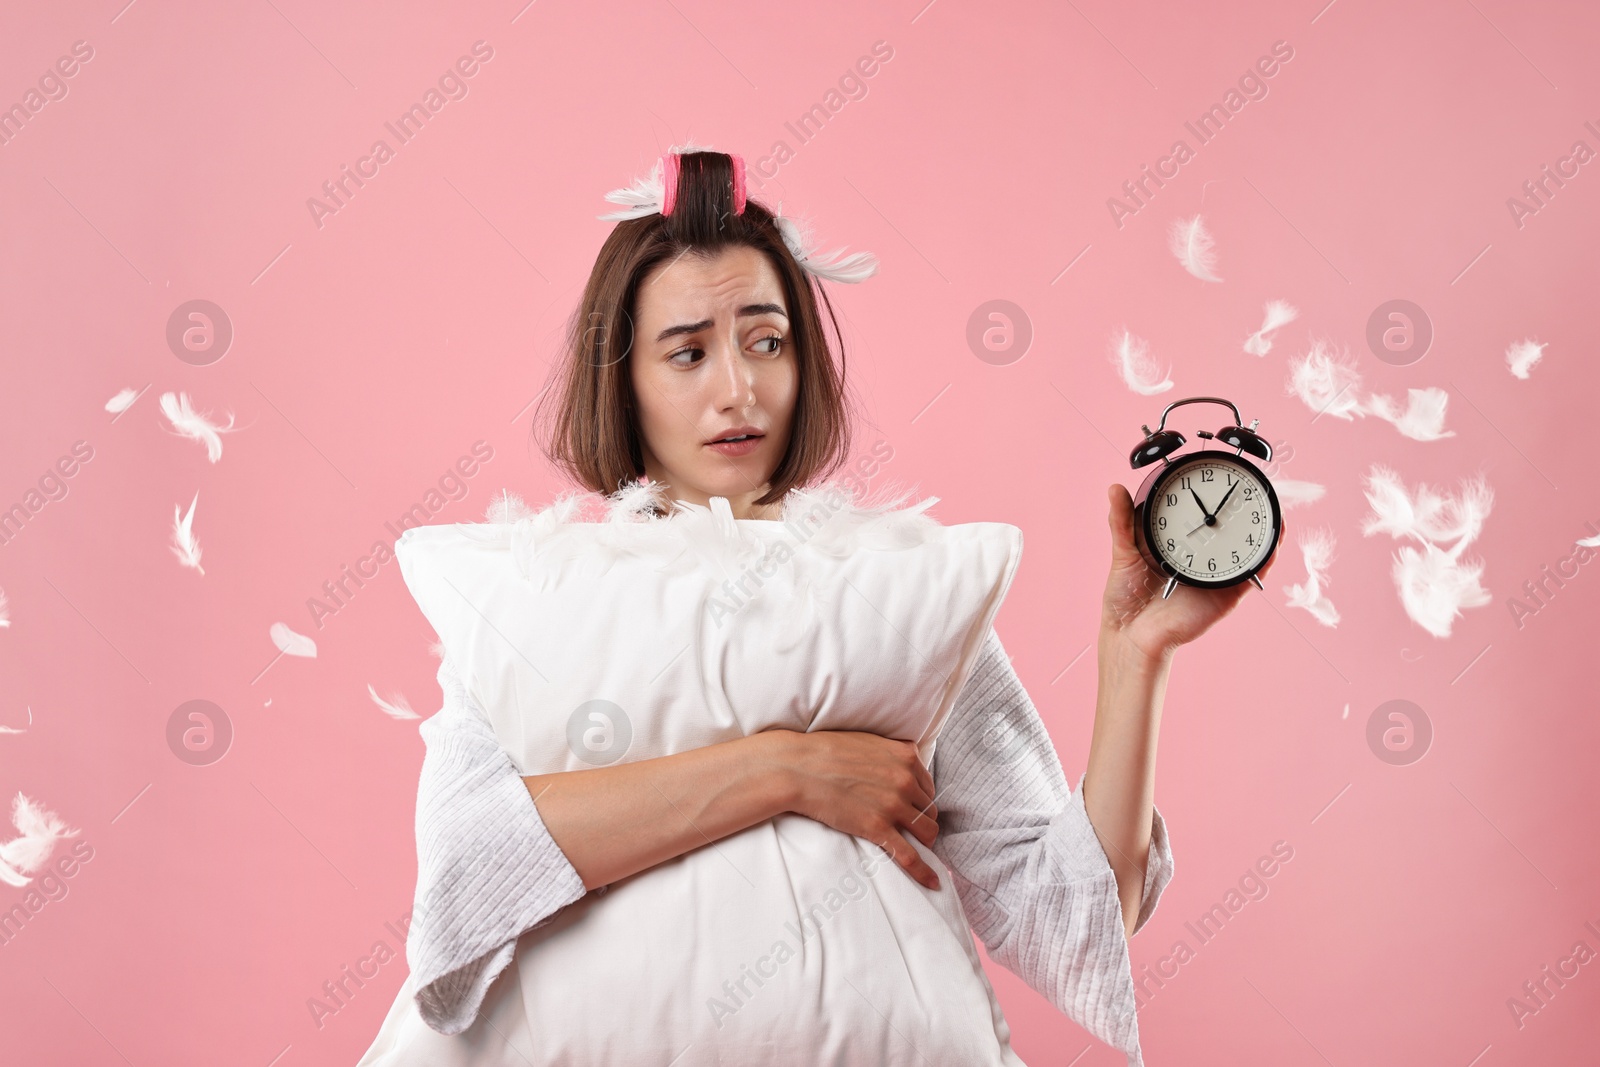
top-left (597, 139), bottom-right (718, 221)
top-left (773, 210), bottom-right (880, 284)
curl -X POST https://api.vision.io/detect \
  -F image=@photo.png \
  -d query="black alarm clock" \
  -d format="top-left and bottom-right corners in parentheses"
top-left (1129, 396), bottom-right (1283, 599)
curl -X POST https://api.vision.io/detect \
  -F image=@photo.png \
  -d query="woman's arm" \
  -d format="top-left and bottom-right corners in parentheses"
top-left (526, 724), bottom-right (946, 891)
top-left (521, 732), bottom-right (792, 889)
top-left (1087, 484), bottom-right (1285, 937)
top-left (1083, 632), bottom-right (1170, 938)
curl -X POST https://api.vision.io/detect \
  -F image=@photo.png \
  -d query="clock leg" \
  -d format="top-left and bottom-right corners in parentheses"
top-left (1249, 573), bottom-right (1265, 591)
top-left (1161, 575), bottom-right (1179, 599)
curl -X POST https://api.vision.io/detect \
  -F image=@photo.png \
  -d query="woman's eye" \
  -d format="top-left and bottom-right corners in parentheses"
top-left (667, 337), bottom-right (783, 365)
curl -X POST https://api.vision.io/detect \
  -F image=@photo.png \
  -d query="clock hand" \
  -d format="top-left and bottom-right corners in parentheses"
top-left (1188, 487), bottom-right (1213, 520)
top-left (1212, 479), bottom-right (1240, 515)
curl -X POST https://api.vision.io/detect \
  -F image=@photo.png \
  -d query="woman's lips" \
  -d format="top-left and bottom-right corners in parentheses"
top-left (707, 435), bottom-right (764, 457)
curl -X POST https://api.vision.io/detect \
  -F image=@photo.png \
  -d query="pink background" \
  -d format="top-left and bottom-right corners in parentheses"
top-left (2, 1), bottom-right (1597, 1063)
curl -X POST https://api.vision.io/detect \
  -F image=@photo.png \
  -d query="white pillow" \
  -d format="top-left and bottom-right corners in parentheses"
top-left (388, 479), bottom-right (1027, 1065)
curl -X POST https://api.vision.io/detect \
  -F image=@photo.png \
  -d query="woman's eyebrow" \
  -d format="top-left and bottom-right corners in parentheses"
top-left (655, 303), bottom-right (789, 343)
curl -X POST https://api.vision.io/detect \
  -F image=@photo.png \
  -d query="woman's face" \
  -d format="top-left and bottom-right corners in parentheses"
top-left (629, 244), bottom-right (797, 519)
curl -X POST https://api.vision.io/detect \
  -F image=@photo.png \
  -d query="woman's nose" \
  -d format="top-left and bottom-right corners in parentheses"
top-left (713, 337), bottom-right (756, 409)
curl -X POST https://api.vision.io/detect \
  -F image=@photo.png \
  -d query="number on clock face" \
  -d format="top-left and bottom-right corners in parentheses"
top-left (1147, 459), bottom-right (1274, 582)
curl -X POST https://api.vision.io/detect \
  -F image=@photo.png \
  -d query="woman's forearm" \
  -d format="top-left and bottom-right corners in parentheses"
top-left (523, 730), bottom-right (797, 891)
top-left (1082, 623), bottom-right (1173, 939)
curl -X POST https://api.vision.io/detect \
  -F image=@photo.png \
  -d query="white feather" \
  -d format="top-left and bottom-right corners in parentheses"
top-left (1243, 299), bottom-right (1299, 356)
top-left (1364, 387), bottom-right (1455, 441)
top-left (1360, 465), bottom-right (1492, 547)
top-left (0, 793), bottom-right (80, 888)
top-left (105, 386), bottom-right (143, 414)
top-left (1168, 215), bottom-right (1223, 282)
top-left (269, 621), bottom-right (317, 658)
top-left (455, 475), bottom-right (943, 599)
top-left (0, 585), bottom-right (9, 628)
top-left (1283, 527), bottom-right (1340, 627)
top-left (1286, 339), bottom-right (1365, 420)
top-left (1389, 540), bottom-right (1491, 639)
top-left (604, 478), bottom-right (672, 522)
top-left (597, 140), bottom-right (717, 221)
top-left (1109, 328), bottom-right (1174, 395)
top-left (772, 211), bottom-right (880, 284)
top-left (159, 391), bottom-right (238, 463)
top-left (368, 683), bottom-right (420, 720)
top-left (1273, 479), bottom-right (1327, 509)
top-left (1505, 338), bottom-right (1546, 380)
top-left (171, 491), bottom-right (205, 575)
top-left (1579, 532), bottom-right (1600, 548)
top-left (1361, 465), bottom-right (1493, 638)
top-left (484, 488), bottom-right (537, 524)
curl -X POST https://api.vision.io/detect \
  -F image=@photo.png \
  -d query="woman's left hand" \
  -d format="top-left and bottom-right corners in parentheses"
top-left (1099, 483), bottom-right (1287, 664)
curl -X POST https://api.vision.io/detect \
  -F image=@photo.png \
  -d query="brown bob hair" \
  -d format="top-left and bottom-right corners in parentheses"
top-left (532, 150), bottom-right (858, 508)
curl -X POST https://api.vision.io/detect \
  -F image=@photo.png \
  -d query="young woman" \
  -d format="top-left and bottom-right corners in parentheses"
top-left (357, 147), bottom-right (1281, 1067)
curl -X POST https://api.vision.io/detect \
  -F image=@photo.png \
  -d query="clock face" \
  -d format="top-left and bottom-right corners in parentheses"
top-left (1142, 454), bottom-right (1278, 584)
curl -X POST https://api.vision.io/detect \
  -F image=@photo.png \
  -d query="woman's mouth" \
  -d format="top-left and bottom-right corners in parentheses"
top-left (707, 432), bottom-right (764, 457)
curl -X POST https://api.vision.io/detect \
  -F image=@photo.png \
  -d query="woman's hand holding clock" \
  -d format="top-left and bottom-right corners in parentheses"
top-left (1101, 482), bottom-right (1287, 667)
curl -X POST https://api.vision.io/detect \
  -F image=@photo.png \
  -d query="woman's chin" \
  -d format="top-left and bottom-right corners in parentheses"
top-left (683, 466), bottom-right (774, 503)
